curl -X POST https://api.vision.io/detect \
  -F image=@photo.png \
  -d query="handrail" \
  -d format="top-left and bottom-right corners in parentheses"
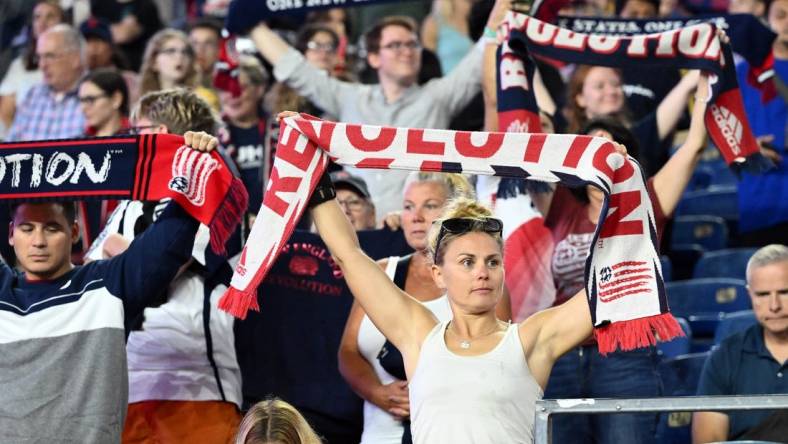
top-left (534, 395), bottom-right (788, 444)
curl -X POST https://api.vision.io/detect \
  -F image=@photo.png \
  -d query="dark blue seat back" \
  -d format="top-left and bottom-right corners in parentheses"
top-left (671, 215), bottom-right (729, 252)
top-left (676, 186), bottom-right (738, 221)
top-left (666, 278), bottom-right (750, 335)
top-left (657, 317), bottom-right (692, 359)
top-left (714, 310), bottom-right (757, 344)
top-left (655, 352), bottom-right (710, 444)
top-left (693, 248), bottom-right (757, 280)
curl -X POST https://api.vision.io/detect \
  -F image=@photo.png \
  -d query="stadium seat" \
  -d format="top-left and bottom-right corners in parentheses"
top-left (666, 278), bottom-right (749, 336)
top-left (693, 248), bottom-right (757, 280)
top-left (657, 317), bottom-right (692, 359)
top-left (676, 186), bottom-right (738, 221)
top-left (671, 215), bottom-right (729, 251)
top-left (686, 165), bottom-right (714, 191)
top-left (714, 310), bottom-right (757, 344)
top-left (655, 352), bottom-right (710, 444)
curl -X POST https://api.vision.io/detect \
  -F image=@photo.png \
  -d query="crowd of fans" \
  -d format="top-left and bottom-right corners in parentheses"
top-left (0, 0), bottom-right (786, 442)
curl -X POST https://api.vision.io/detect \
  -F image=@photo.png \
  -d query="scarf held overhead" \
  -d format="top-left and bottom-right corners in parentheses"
top-left (497, 12), bottom-right (769, 173)
top-left (220, 115), bottom-right (683, 354)
top-left (0, 134), bottom-right (247, 253)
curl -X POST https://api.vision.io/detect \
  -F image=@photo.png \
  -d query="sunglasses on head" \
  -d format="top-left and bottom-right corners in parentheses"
top-left (433, 217), bottom-right (503, 262)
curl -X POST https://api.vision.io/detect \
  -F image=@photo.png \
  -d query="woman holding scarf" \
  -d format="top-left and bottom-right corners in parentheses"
top-left (338, 172), bottom-right (511, 444)
top-left (288, 119), bottom-right (609, 443)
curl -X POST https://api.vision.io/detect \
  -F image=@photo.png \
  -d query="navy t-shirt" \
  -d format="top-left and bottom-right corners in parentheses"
top-left (234, 228), bottom-right (410, 443)
top-left (696, 324), bottom-right (788, 439)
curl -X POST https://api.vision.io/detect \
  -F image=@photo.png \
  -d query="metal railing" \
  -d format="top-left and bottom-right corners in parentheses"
top-left (534, 395), bottom-right (788, 444)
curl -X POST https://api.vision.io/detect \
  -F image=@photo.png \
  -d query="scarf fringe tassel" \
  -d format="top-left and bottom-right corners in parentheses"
top-left (208, 176), bottom-right (249, 255)
top-left (594, 312), bottom-right (685, 355)
top-left (218, 287), bottom-right (259, 320)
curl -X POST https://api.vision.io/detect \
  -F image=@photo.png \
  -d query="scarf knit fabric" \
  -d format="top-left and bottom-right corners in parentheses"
top-left (553, 14), bottom-right (777, 101)
top-left (497, 12), bottom-right (770, 173)
top-left (0, 134), bottom-right (247, 254)
top-left (221, 114), bottom-right (684, 354)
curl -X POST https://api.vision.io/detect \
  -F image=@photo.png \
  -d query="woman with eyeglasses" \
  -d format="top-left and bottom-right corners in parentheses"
top-left (306, 167), bottom-right (594, 444)
top-left (339, 172), bottom-right (508, 444)
top-left (74, 68), bottom-right (130, 260)
top-left (264, 24), bottom-right (345, 123)
top-left (138, 29), bottom-right (219, 110)
top-left (79, 68), bottom-right (130, 137)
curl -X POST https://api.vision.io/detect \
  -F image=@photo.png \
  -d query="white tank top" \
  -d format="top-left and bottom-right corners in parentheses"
top-left (357, 257), bottom-right (453, 444)
top-left (409, 321), bottom-right (543, 444)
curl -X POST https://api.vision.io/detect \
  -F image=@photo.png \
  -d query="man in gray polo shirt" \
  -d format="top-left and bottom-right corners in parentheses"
top-left (249, 0), bottom-right (510, 217)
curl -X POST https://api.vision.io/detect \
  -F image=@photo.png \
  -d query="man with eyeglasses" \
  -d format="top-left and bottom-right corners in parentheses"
top-left (332, 171), bottom-right (377, 231)
top-left (6, 24), bottom-right (85, 142)
top-left (247, 0), bottom-right (511, 219)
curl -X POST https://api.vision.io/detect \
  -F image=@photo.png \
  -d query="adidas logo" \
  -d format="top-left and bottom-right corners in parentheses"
top-left (710, 105), bottom-right (743, 156)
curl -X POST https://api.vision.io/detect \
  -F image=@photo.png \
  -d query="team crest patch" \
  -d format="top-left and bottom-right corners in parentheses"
top-left (169, 145), bottom-right (219, 206)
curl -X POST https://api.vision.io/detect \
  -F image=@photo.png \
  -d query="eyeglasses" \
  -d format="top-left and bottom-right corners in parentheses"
top-left (380, 40), bottom-right (421, 52)
top-left (306, 41), bottom-right (337, 53)
top-left (36, 51), bottom-right (67, 63)
top-left (433, 217), bottom-right (503, 262)
top-left (338, 197), bottom-right (367, 212)
top-left (158, 47), bottom-right (193, 57)
top-left (127, 125), bottom-right (158, 135)
top-left (78, 94), bottom-right (107, 105)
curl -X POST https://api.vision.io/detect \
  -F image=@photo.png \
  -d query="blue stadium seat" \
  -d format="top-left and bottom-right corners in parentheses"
top-left (655, 352), bottom-right (710, 444)
top-left (660, 255), bottom-right (673, 282)
top-left (657, 317), bottom-right (692, 359)
top-left (676, 186), bottom-right (739, 221)
top-left (686, 165), bottom-right (714, 191)
top-left (714, 310), bottom-right (757, 344)
top-left (671, 216), bottom-right (729, 251)
top-left (666, 278), bottom-right (750, 336)
top-left (709, 166), bottom-right (738, 187)
top-left (693, 248), bottom-right (757, 280)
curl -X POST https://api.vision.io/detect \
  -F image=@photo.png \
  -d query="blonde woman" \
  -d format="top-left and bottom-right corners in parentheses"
top-left (235, 398), bottom-right (322, 444)
top-left (339, 172), bottom-right (508, 444)
top-left (309, 179), bottom-right (595, 444)
top-left (138, 29), bottom-right (219, 109)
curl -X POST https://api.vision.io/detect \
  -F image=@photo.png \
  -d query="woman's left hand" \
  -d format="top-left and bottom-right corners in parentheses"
top-left (183, 131), bottom-right (219, 152)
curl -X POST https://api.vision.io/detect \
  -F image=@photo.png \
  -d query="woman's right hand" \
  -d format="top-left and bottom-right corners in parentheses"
top-left (372, 380), bottom-right (410, 419)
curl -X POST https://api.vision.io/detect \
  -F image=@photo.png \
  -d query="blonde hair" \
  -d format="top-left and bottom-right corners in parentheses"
top-left (139, 29), bottom-right (198, 96)
top-left (235, 398), bottom-right (322, 444)
top-left (427, 197), bottom-right (502, 265)
top-left (403, 172), bottom-right (474, 202)
top-left (131, 88), bottom-right (219, 135)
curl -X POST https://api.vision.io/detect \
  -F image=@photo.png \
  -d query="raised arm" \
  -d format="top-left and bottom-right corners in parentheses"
top-left (251, 23), bottom-right (354, 117)
top-left (655, 69), bottom-right (700, 140)
top-left (652, 71), bottom-right (709, 216)
top-left (312, 197), bottom-right (438, 352)
top-left (249, 23), bottom-right (293, 66)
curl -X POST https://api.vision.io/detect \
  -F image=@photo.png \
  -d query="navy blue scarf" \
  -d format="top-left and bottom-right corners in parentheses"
top-left (497, 13), bottom-right (771, 173)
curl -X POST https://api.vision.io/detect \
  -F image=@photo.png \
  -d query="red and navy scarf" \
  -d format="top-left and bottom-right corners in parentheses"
top-left (497, 12), bottom-right (771, 173)
top-left (222, 114), bottom-right (684, 354)
top-left (0, 134), bottom-right (247, 253)
top-left (553, 14), bottom-right (778, 101)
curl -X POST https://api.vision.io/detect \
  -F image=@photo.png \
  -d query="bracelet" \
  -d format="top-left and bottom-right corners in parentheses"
top-left (308, 170), bottom-right (336, 208)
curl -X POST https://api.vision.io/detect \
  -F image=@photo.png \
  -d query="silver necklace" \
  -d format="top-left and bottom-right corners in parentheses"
top-left (451, 321), bottom-right (504, 350)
